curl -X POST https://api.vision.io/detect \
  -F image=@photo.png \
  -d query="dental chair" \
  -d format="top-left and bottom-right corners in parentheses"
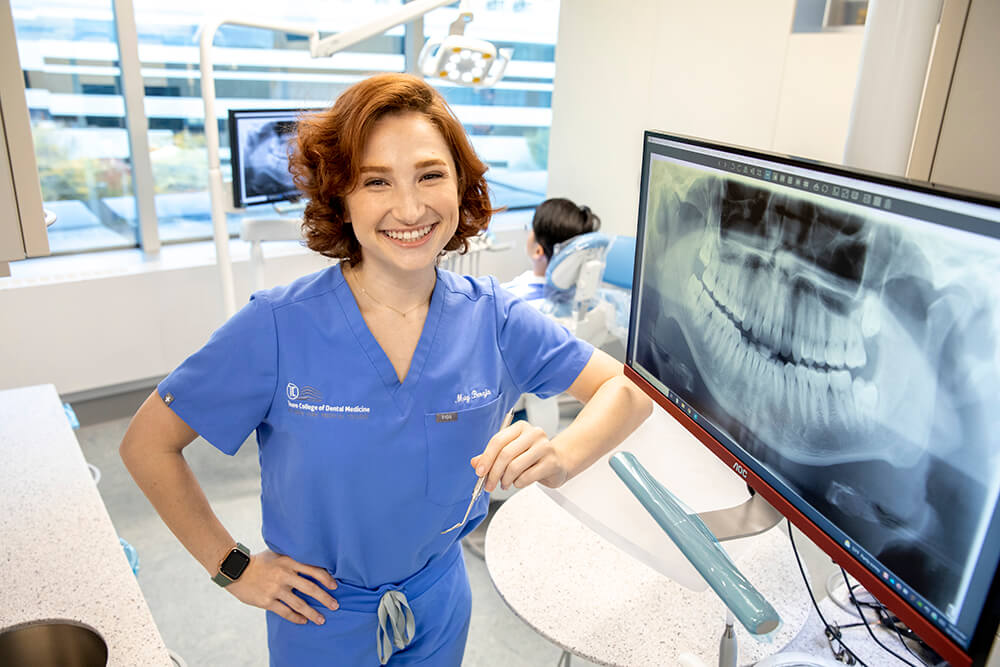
top-left (511, 232), bottom-right (637, 459)
top-left (538, 232), bottom-right (616, 346)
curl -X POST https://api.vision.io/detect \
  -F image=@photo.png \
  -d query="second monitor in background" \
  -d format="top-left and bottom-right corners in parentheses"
top-left (229, 108), bottom-right (319, 209)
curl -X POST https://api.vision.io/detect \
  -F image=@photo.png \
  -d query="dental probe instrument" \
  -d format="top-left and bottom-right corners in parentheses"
top-left (441, 410), bottom-right (515, 534)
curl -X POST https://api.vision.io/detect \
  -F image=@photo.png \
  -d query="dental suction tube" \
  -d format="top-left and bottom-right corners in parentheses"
top-left (609, 451), bottom-right (781, 637)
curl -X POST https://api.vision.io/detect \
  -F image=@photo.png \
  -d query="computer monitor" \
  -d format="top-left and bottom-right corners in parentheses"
top-left (625, 130), bottom-right (1000, 667)
top-left (229, 108), bottom-right (319, 208)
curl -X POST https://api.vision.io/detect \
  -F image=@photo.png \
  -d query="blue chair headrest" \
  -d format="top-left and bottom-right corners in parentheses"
top-left (602, 235), bottom-right (636, 289)
top-left (545, 232), bottom-right (612, 290)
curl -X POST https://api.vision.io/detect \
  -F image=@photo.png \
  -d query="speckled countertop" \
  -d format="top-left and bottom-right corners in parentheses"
top-left (0, 384), bottom-right (173, 666)
top-left (486, 485), bottom-right (813, 666)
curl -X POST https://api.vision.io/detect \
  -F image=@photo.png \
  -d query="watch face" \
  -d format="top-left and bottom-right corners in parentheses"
top-left (220, 548), bottom-right (251, 580)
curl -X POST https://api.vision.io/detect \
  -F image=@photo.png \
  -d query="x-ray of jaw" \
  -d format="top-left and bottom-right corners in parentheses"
top-left (636, 157), bottom-right (1000, 620)
top-left (241, 118), bottom-right (298, 198)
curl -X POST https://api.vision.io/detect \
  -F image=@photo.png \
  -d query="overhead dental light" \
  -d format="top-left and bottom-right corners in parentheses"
top-left (418, 1), bottom-right (513, 87)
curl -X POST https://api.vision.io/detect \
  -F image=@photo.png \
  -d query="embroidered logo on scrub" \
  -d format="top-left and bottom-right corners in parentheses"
top-left (455, 388), bottom-right (493, 405)
top-left (286, 383), bottom-right (322, 402)
top-left (286, 381), bottom-right (370, 419)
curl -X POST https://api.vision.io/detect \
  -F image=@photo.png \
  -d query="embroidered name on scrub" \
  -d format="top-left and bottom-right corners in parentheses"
top-left (455, 388), bottom-right (493, 405)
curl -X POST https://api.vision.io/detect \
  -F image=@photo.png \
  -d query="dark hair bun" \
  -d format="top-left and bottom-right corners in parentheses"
top-left (579, 205), bottom-right (601, 232)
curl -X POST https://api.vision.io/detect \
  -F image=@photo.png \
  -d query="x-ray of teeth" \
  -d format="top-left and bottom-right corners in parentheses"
top-left (240, 118), bottom-right (298, 197)
top-left (633, 155), bottom-right (1000, 623)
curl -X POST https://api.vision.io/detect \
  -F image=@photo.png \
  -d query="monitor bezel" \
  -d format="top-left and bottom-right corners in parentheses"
top-left (228, 107), bottom-right (319, 209)
top-left (625, 129), bottom-right (1000, 667)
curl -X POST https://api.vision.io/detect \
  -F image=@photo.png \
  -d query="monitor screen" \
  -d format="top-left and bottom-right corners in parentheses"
top-left (626, 131), bottom-right (1000, 666)
top-left (229, 108), bottom-right (318, 208)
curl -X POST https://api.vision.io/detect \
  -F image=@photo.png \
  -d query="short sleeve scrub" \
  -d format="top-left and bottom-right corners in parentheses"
top-left (158, 264), bottom-right (594, 666)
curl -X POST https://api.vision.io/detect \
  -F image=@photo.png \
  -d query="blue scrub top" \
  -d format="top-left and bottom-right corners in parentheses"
top-left (159, 264), bottom-right (593, 589)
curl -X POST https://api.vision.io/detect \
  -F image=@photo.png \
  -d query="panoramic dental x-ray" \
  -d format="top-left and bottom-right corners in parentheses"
top-left (633, 155), bottom-right (1000, 624)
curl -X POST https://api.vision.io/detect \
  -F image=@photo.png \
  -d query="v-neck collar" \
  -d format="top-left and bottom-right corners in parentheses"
top-left (333, 263), bottom-right (445, 415)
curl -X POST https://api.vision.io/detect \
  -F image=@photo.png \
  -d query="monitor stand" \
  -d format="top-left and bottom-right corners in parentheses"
top-left (272, 200), bottom-right (306, 214)
top-left (698, 487), bottom-right (784, 542)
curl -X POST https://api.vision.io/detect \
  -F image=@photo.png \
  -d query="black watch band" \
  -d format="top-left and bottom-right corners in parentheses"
top-left (212, 542), bottom-right (251, 587)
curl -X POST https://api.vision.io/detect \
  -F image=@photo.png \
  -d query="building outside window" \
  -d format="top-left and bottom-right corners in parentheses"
top-left (12, 0), bottom-right (559, 256)
top-left (12, 0), bottom-right (139, 254)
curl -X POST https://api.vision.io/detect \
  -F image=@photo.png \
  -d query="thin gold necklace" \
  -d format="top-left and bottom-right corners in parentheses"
top-left (348, 266), bottom-right (429, 317)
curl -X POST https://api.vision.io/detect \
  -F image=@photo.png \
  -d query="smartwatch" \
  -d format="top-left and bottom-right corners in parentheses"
top-left (212, 542), bottom-right (251, 587)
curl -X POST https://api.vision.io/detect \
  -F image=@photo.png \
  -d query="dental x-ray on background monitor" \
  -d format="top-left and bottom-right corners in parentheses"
top-left (229, 108), bottom-right (318, 208)
top-left (625, 131), bottom-right (1000, 666)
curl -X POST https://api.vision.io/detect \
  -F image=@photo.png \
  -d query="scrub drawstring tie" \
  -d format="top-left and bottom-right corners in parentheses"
top-left (376, 589), bottom-right (415, 665)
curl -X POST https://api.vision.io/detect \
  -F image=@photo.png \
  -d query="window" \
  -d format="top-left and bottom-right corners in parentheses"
top-left (133, 0), bottom-right (407, 244)
top-left (793, 0), bottom-right (868, 33)
top-left (13, 0), bottom-right (560, 254)
top-left (12, 0), bottom-right (139, 254)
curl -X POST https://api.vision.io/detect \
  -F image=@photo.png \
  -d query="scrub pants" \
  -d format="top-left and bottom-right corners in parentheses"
top-left (267, 544), bottom-right (472, 666)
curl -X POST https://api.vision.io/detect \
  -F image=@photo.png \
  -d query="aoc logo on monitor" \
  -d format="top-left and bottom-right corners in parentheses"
top-left (732, 462), bottom-right (748, 479)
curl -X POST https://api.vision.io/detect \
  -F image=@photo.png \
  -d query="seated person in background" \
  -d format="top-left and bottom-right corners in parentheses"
top-left (503, 197), bottom-right (602, 305)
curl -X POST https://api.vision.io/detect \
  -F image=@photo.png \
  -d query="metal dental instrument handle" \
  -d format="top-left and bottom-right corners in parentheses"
top-left (441, 410), bottom-right (515, 535)
top-left (440, 475), bottom-right (488, 536)
top-left (609, 451), bottom-right (782, 637)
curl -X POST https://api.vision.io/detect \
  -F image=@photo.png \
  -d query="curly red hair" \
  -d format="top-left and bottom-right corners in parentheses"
top-left (289, 73), bottom-right (496, 266)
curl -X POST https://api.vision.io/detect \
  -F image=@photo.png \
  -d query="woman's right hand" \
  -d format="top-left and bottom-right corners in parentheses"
top-left (226, 550), bottom-right (339, 625)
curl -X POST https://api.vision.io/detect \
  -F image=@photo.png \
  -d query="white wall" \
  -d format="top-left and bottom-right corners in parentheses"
top-left (0, 224), bottom-right (530, 397)
top-left (547, 0), bottom-right (865, 237)
top-left (0, 245), bottom-right (328, 395)
top-left (772, 32), bottom-right (865, 161)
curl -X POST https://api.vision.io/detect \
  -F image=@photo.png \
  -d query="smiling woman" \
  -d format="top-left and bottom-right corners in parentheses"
top-left (118, 72), bottom-right (651, 666)
top-left (290, 73), bottom-right (494, 268)
top-left (341, 113), bottom-right (462, 281)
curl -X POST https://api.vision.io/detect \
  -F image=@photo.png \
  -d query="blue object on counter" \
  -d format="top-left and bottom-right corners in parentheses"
top-left (120, 538), bottom-right (140, 576)
top-left (609, 451), bottom-right (782, 638)
top-left (63, 402), bottom-right (80, 430)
